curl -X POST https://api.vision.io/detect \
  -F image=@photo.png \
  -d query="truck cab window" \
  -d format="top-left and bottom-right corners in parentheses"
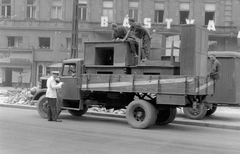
top-left (62, 64), bottom-right (76, 76)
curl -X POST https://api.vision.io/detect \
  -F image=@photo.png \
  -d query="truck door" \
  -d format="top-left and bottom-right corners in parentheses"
top-left (60, 62), bottom-right (80, 100)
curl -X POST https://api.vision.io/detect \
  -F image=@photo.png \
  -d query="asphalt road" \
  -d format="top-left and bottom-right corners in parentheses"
top-left (1, 107), bottom-right (240, 154)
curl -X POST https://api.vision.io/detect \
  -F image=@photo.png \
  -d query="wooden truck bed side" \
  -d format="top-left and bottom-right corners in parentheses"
top-left (81, 74), bottom-right (214, 96)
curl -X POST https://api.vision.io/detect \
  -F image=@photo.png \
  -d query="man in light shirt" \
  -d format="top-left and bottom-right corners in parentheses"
top-left (46, 71), bottom-right (64, 122)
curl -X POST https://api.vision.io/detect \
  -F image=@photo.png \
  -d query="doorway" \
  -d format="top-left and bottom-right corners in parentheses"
top-left (5, 68), bottom-right (12, 86)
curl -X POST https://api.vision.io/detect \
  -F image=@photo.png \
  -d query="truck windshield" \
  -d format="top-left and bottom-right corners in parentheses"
top-left (62, 63), bottom-right (76, 76)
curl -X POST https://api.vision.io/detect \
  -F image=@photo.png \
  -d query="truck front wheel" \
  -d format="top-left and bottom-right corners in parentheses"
top-left (68, 106), bottom-right (88, 116)
top-left (126, 100), bottom-right (157, 129)
top-left (155, 107), bottom-right (177, 125)
top-left (37, 95), bottom-right (48, 118)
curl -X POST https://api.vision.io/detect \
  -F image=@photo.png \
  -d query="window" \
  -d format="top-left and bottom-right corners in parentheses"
top-left (205, 3), bottom-right (215, 25)
top-left (39, 37), bottom-right (51, 49)
top-left (67, 38), bottom-right (83, 51)
top-left (179, 3), bottom-right (189, 24)
top-left (51, 0), bottom-right (62, 19)
top-left (62, 63), bottom-right (76, 76)
top-left (102, 0), bottom-right (113, 22)
top-left (38, 65), bottom-right (43, 81)
top-left (154, 2), bottom-right (164, 23)
top-left (1, 0), bottom-right (11, 18)
top-left (46, 66), bottom-right (51, 76)
top-left (78, 0), bottom-right (87, 21)
top-left (27, 0), bottom-right (36, 18)
top-left (8, 37), bottom-right (23, 48)
top-left (208, 40), bottom-right (218, 51)
top-left (129, 0), bottom-right (139, 22)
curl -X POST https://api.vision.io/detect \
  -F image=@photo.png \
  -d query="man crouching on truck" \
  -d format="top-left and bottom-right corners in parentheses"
top-left (111, 23), bottom-right (138, 57)
top-left (46, 71), bottom-right (64, 122)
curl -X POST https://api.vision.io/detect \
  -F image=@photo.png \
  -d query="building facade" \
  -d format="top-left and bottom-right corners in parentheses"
top-left (0, 0), bottom-right (239, 87)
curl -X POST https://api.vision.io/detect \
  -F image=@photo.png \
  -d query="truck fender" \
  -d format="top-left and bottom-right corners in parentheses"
top-left (32, 89), bottom-right (47, 101)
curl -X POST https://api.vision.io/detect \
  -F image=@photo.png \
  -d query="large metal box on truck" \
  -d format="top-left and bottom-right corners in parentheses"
top-left (84, 41), bottom-right (136, 67)
top-left (207, 51), bottom-right (240, 105)
top-left (180, 24), bottom-right (208, 76)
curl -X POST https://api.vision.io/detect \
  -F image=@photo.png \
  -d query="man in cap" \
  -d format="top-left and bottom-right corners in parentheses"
top-left (111, 23), bottom-right (138, 57)
top-left (46, 71), bottom-right (64, 122)
top-left (208, 54), bottom-right (220, 81)
top-left (123, 18), bottom-right (152, 61)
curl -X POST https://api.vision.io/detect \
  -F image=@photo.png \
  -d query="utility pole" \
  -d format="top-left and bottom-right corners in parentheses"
top-left (70, 0), bottom-right (79, 58)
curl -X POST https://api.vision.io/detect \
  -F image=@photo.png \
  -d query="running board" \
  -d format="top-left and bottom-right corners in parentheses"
top-left (61, 107), bottom-right (80, 111)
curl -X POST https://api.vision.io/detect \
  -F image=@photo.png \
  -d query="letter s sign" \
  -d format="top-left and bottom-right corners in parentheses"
top-left (144, 18), bottom-right (151, 28)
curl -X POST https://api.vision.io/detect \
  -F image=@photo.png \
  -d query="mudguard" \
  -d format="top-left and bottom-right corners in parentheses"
top-left (32, 89), bottom-right (47, 101)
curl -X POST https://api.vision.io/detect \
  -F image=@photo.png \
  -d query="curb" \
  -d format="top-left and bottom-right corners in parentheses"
top-left (1, 103), bottom-right (240, 131)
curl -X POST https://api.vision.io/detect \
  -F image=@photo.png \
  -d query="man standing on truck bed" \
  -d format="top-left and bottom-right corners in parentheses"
top-left (123, 18), bottom-right (152, 62)
top-left (111, 23), bottom-right (138, 57)
top-left (208, 54), bottom-right (221, 81)
top-left (46, 71), bottom-right (64, 122)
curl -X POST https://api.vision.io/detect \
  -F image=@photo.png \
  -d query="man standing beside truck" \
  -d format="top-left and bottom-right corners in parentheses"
top-left (46, 71), bottom-right (64, 122)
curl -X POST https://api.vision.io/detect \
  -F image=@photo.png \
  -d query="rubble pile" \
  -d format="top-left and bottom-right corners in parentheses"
top-left (3, 87), bottom-right (38, 106)
top-left (88, 106), bottom-right (126, 115)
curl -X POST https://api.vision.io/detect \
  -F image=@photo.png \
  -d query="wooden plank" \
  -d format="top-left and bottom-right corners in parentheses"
top-left (81, 74), bottom-right (214, 95)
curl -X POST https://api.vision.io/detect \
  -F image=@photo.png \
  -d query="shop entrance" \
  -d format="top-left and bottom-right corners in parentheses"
top-left (5, 68), bottom-right (12, 86)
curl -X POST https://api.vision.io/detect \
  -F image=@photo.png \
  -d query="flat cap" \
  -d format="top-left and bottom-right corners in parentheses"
top-left (111, 23), bottom-right (118, 27)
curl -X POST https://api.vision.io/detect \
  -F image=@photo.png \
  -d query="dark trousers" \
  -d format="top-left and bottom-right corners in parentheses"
top-left (47, 98), bottom-right (58, 121)
top-left (125, 38), bottom-right (138, 55)
top-left (142, 36), bottom-right (151, 59)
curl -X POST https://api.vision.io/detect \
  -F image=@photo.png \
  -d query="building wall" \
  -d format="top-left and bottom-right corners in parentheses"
top-left (0, 0), bottom-right (240, 86)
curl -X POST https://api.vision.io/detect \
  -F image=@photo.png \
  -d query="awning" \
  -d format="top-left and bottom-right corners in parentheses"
top-left (0, 62), bottom-right (32, 68)
top-left (47, 63), bottom-right (62, 68)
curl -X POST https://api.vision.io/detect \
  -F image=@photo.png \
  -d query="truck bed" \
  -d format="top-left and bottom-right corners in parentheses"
top-left (81, 74), bottom-right (214, 96)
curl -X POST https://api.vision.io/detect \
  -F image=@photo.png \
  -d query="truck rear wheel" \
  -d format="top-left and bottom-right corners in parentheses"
top-left (183, 103), bottom-right (207, 120)
top-left (126, 100), bottom-right (157, 129)
top-left (155, 107), bottom-right (177, 125)
top-left (37, 95), bottom-right (48, 119)
top-left (68, 106), bottom-right (88, 116)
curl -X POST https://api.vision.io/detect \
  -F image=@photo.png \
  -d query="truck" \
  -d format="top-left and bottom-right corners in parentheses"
top-left (35, 22), bottom-right (215, 129)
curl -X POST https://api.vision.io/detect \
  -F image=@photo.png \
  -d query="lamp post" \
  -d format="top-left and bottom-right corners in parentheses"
top-left (70, 0), bottom-right (79, 58)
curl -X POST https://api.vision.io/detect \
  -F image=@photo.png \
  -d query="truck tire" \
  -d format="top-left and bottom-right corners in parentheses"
top-left (37, 95), bottom-right (48, 119)
top-left (183, 103), bottom-right (207, 120)
top-left (68, 106), bottom-right (88, 116)
top-left (126, 100), bottom-right (157, 129)
top-left (206, 104), bottom-right (217, 116)
top-left (155, 107), bottom-right (177, 125)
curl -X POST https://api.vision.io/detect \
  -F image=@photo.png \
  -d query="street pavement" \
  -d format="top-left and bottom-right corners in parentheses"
top-left (1, 86), bottom-right (240, 130)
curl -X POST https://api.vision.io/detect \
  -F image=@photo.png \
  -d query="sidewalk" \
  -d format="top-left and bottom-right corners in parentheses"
top-left (1, 86), bottom-right (240, 130)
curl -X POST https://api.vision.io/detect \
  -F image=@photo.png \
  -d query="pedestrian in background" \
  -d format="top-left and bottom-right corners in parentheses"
top-left (15, 72), bottom-right (23, 89)
top-left (46, 71), bottom-right (64, 122)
